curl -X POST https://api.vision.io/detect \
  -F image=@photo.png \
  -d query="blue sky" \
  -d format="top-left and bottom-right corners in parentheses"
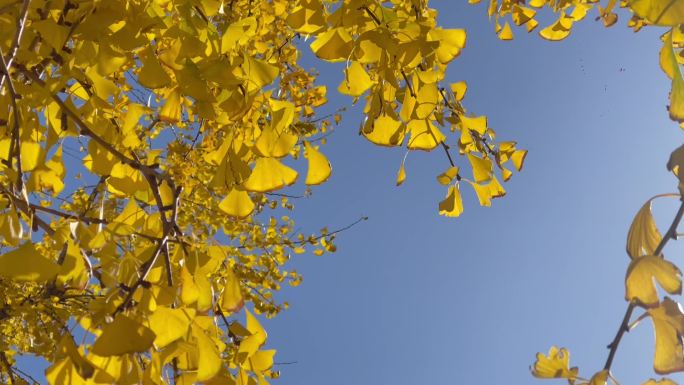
top-left (260, 3), bottom-right (684, 385)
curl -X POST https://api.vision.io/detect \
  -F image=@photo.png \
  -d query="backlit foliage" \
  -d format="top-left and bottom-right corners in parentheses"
top-left (2, 0), bottom-right (683, 383)
top-left (0, 0), bottom-right (529, 383)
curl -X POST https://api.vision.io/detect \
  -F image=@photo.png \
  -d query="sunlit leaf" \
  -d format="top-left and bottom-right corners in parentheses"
top-left (0, 242), bottom-right (60, 282)
top-left (90, 315), bottom-right (156, 356)
top-left (627, 198), bottom-right (663, 259)
top-left (648, 297), bottom-right (684, 374)
top-left (626, 256), bottom-right (682, 307)
top-left (304, 141), bottom-right (332, 185)
top-left (530, 346), bottom-right (579, 380)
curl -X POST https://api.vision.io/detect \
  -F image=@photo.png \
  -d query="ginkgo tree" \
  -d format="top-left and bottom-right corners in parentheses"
top-left (1, 0), bottom-right (682, 384)
top-left (0, 0), bottom-right (528, 384)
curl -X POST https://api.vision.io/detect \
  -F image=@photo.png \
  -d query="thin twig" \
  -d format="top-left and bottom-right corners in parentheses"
top-left (0, 0), bottom-right (30, 90)
top-left (0, 352), bottom-right (15, 384)
top-left (0, 47), bottom-right (23, 192)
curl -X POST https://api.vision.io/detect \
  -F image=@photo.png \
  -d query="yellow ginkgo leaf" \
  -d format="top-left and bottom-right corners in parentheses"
top-left (363, 114), bottom-right (406, 147)
top-left (107, 199), bottom-right (147, 236)
top-left (511, 149), bottom-right (528, 171)
top-left (460, 115), bottom-right (487, 135)
top-left (270, 99), bottom-right (296, 132)
top-left (467, 153), bottom-right (493, 183)
top-left (430, 28), bottom-right (467, 64)
top-left (238, 309), bottom-right (268, 359)
top-left (310, 28), bottom-right (353, 62)
top-left (539, 15), bottom-right (573, 41)
top-left (396, 162), bottom-right (407, 186)
top-left (220, 266), bottom-right (244, 315)
top-left (90, 314), bottom-right (156, 356)
top-left (513, 5), bottom-right (537, 25)
top-left (415, 81), bottom-right (439, 119)
top-left (627, 199), bottom-right (663, 259)
top-left (193, 325), bottom-right (223, 381)
top-left (138, 46), bottom-right (172, 89)
top-left (57, 335), bottom-right (95, 380)
top-left (243, 157), bottom-right (298, 192)
top-left (221, 17), bottom-right (258, 51)
top-left (286, 0), bottom-right (326, 34)
top-left (241, 55), bottom-right (279, 91)
top-left (438, 185), bottom-right (464, 217)
top-left (339, 62), bottom-right (372, 97)
top-left (32, 20), bottom-right (70, 50)
top-left (660, 31), bottom-right (684, 122)
top-left (450, 81), bottom-right (467, 101)
top-left (0, 242), bottom-right (60, 282)
top-left (219, 189), bottom-right (255, 218)
top-left (304, 141), bottom-right (332, 185)
top-left (159, 88), bottom-right (182, 123)
top-left (470, 181), bottom-right (492, 207)
top-left (181, 265), bottom-right (200, 305)
top-left (586, 370), bottom-right (609, 385)
top-left (499, 22), bottom-right (514, 40)
top-left (487, 176), bottom-right (506, 198)
top-left (355, 30), bottom-right (386, 64)
top-left (626, 255), bottom-right (682, 307)
top-left (148, 306), bottom-right (196, 349)
top-left (630, 0), bottom-right (684, 25)
top-left (437, 166), bottom-right (459, 185)
top-left (46, 357), bottom-right (88, 385)
top-left (648, 297), bottom-right (684, 374)
top-left (530, 346), bottom-right (578, 380)
top-left (245, 350), bottom-right (275, 372)
top-left (407, 119), bottom-right (445, 151)
top-left (570, 3), bottom-right (592, 21)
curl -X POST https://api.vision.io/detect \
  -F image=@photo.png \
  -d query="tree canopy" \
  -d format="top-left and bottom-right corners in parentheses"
top-left (1, 0), bottom-right (684, 384)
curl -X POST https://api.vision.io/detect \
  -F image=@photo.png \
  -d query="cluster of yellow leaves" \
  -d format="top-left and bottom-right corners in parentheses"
top-left (0, 0), bottom-right (351, 383)
top-left (480, 0), bottom-right (684, 42)
top-left (296, 0), bottom-right (528, 216)
top-left (0, 0), bottom-right (530, 381)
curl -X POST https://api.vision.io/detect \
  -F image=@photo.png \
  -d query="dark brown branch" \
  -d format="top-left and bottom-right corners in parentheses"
top-left (0, 186), bottom-right (54, 235)
top-left (29, 203), bottom-right (107, 224)
top-left (359, 5), bottom-right (382, 26)
top-left (401, 70), bottom-right (416, 98)
top-left (113, 234), bottom-right (170, 316)
top-left (603, 199), bottom-right (684, 370)
top-left (0, 0), bottom-right (30, 90)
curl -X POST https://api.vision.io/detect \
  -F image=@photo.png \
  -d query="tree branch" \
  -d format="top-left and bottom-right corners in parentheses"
top-left (603, 198), bottom-right (684, 370)
top-left (0, 47), bottom-right (24, 193)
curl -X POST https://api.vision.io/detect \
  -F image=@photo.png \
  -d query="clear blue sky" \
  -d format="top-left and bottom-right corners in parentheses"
top-left (260, 3), bottom-right (684, 385)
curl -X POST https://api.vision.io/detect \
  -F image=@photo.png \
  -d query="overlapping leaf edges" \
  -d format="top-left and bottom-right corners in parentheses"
top-left (300, 0), bottom-right (526, 217)
top-left (0, 0), bottom-right (352, 383)
top-left (0, 0), bottom-right (527, 382)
